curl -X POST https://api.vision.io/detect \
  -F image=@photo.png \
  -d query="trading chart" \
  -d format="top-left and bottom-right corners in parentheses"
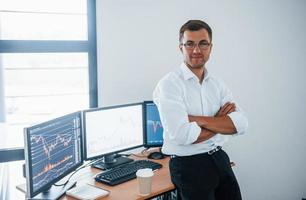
top-left (28, 116), bottom-right (81, 191)
top-left (146, 104), bottom-right (163, 145)
top-left (85, 105), bottom-right (143, 158)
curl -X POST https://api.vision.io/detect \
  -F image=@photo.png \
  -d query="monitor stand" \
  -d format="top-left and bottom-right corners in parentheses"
top-left (28, 181), bottom-right (76, 200)
top-left (92, 154), bottom-right (133, 170)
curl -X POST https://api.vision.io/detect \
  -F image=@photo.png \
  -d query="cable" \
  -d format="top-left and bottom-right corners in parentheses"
top-left (117, 153), bottom-right (131, 157)
top-left (141, 148), bottom-right (150, 155)
top-left (53, 160), bottom-right (96, 187)
top-left (130, 153), bottom-right (148, 158)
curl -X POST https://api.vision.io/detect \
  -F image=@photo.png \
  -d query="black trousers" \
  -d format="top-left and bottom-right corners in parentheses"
top-left (169, 149), bottom-right (242, 200)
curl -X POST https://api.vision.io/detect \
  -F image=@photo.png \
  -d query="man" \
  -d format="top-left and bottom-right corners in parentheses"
top-left (153, 20), bottom-right (248, 200)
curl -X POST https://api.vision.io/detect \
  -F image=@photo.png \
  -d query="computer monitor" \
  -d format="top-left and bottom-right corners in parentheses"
top-left (24, 112), bottom-right (83, 199)
top-left (143, 101), bottom-right (164, 148)
top-left (83, 103), bottom-right (144, 169)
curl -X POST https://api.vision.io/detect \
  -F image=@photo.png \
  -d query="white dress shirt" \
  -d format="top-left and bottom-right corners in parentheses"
top-left (153, 63), bottom-right (248, 156)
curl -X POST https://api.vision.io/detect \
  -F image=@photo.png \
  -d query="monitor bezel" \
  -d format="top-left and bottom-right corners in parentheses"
top-left (82, 102), bottom-right (144, 161)
top-left (143, 101), bottom-right (163, 148)
top-left (24, 111), bottom-right (83, 198)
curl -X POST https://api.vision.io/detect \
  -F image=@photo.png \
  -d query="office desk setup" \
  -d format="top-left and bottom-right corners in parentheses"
top-left (63, 155), bottom-right (175, 200)
top-left (18, 101), bottom-right (172, 199)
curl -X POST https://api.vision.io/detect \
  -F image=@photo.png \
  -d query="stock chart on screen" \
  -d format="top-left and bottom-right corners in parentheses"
top-left (84, 104), bottom-right (143, 159)
top-left (145, 102), bottom-right (164, 147)
top-left (25, 112), bottom-right (82, 196)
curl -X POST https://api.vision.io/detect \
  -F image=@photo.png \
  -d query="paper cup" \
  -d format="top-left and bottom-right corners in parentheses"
top-left (136, 168), bottom-right (154, 196)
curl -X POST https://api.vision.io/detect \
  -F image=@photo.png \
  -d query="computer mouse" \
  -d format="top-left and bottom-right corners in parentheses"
top-left (148, 152), bottom-right (165, 160)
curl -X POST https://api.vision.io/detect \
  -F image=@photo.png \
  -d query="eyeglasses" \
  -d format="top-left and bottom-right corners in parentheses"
top-left (181, 41), bottom-right (211, 50)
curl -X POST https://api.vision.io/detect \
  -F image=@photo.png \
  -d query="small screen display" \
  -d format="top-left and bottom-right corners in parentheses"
top-left (145, 102), bottom-right (163, 147)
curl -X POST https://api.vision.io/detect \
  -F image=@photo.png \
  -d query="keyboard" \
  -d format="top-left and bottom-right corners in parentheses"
top-left (95, 160), bottom-right (162, 186)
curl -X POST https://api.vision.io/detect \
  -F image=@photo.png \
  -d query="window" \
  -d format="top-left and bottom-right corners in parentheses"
top-left (0, 0), bottom-right (88, 41)
top-left (0, 1), bottom-right (97, 199)
top-left (0, 0), bottom-right (97, 148)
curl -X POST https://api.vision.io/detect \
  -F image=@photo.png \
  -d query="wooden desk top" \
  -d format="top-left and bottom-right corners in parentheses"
top-left (64, 156), bottom-right (175, 200)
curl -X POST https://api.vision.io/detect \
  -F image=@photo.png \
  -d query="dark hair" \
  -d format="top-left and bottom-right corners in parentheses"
top-left (179, 20), bottom-right (212, 43)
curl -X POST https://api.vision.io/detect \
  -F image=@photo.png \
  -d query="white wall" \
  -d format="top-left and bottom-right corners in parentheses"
top-left (96, 0), bottom-right (306, 199)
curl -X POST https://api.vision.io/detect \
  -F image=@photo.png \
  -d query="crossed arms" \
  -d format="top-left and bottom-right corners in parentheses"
top-left (189, 102), bottom-right (237, 144)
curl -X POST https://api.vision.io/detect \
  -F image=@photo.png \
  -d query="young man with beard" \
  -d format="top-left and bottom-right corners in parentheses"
top-left (153, 20), bottom-right (248, 200)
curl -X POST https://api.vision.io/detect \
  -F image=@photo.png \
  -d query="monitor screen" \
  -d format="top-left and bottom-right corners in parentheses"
top-left (144, 101), bottom-right (164, 147)
top-left (83, 103), bottom-right (144, 161)
top-left (24, 112), bottom-right (83, 198)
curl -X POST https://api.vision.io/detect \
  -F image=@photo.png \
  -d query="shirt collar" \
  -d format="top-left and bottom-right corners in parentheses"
top-left (180, 62), bottom-right (210, 82)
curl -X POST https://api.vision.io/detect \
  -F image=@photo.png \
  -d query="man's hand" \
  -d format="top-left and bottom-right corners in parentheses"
top-left (215, 102), bottom-right (236, 117)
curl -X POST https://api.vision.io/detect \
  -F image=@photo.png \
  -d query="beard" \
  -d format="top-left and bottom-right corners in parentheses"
top-left (184, 61), bottom-right (204, 70)
top-left (186, 58), bottom-right (205, 69)
top-left (190, 63), bottom-right (204, 68)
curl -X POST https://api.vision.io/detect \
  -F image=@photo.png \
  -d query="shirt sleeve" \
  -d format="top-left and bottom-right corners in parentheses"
top-left (153, 77), bottom-right (201, 145)
top-left (219, 79), bottom-right (248, 135)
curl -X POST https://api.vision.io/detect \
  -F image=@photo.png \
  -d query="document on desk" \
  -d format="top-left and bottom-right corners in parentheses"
top-left (66, 183), bottom-right (110, 200)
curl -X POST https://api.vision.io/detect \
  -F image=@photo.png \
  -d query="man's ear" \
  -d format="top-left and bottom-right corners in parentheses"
top-left (179, 44), bottom-right (183, 52)
top-left (209, 43), bottom-right (213, 51)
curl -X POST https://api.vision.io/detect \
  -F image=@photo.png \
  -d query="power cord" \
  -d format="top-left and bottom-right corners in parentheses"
top-left (53, 160), bottom-right (96, 187)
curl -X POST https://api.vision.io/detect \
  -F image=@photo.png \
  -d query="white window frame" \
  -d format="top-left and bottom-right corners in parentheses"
top-left (0, 0), bottom-right (97, 162)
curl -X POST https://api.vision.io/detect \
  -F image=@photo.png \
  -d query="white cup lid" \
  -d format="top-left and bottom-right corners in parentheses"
top-left (136, 168), bottom-right (153, 177)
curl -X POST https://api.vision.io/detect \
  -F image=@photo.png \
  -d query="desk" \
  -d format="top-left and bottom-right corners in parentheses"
top-left (64, 156), bottom-right (175, 200)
